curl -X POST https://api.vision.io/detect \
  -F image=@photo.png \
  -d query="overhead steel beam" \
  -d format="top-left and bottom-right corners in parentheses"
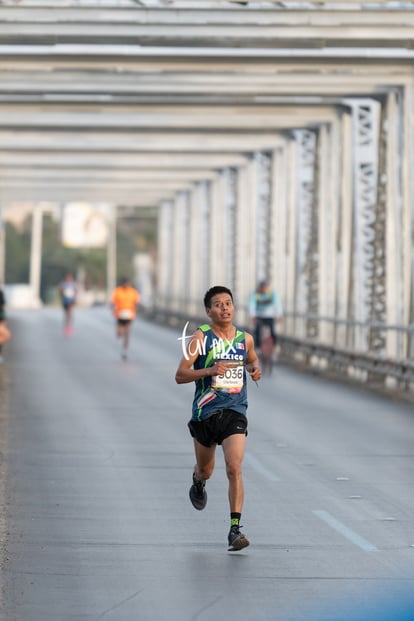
top-left (0, 130), bottom-right (290, 152)
top-left (0, 187), bottom-right (178, 206)
top-left (0, 1), bottom-right (412, 6)
top-left (0, 104), bottom-right (338, 131)
top-left (1, 6), bottom-right (414, 50)
top-left (0, 72), bottom-right (398, 95)
top-left (0, 2), bottom-right (408, 215)
top-left (0, 152), bottom-right (249, 168)
top-left (0, 169), bottom-right (220, 181)
top-left (3, 45), bottom-right (414, 61)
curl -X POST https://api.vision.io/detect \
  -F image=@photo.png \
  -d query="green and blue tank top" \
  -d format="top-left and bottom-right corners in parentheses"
top-left (191, 324), bottom-right (248, 421)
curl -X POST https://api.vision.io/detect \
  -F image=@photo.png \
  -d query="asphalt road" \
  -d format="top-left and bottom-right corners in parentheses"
top-left (0, 307), bottom-right (413, 621)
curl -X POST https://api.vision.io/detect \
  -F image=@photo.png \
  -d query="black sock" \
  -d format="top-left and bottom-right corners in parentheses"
top-left (230, 512), bottom-right (241, 528)
top-left (193, 471), bottom-right (204, 486)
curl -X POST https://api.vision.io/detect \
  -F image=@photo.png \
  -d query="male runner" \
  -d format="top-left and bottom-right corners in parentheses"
top-left (175, 285), bottom-right (261, 551)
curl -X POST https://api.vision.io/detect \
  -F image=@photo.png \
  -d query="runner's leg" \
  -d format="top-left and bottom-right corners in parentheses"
top-left (123, 322), bottom-right (131, 352)
top-left (221, 433), bottom-right (246, 513)
top-left (193, 438), bottom-right (216, 481)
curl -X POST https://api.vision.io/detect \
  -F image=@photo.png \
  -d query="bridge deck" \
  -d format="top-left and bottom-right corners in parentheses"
top-left (0, 308), bottom-right (413, 620)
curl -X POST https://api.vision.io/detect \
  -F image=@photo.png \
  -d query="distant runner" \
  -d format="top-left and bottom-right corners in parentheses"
top-left (111, 277), bottom-right (140, 360)
top-left (58, 272), bottom-right (77, 336)
top-left (0, 287), bottom-right (11, 363)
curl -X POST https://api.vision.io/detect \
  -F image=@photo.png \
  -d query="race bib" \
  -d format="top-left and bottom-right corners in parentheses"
top-left (119, 309), bottom-right (133, 319)
top-left (212, 363), bottom-right (244, 392)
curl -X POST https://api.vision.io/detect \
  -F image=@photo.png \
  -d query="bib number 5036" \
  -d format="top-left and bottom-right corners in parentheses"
top-left (212, 364), bottom-right (243, 390)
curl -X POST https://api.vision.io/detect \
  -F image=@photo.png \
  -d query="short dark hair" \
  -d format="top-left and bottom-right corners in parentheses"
top-left (204, 286), bottom-right (233, 308)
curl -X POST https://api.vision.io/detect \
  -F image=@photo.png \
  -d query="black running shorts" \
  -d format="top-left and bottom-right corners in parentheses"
top-left (188, 409), bottom-right (248, 447)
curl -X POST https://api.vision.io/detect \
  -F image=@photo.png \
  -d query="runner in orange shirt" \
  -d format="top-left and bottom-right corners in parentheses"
top-left (111, 277), bottom-right (140, 360)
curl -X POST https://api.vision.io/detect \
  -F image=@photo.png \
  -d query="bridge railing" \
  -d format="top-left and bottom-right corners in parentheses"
top-left (279, 313), bottom-right (414, 394)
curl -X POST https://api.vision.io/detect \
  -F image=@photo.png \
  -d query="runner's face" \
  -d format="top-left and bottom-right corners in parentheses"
top-left (207, 293), bottom-right (234, 323)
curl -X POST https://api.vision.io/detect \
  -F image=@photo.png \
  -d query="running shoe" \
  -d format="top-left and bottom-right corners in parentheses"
top-left (227, 525), bottom-right (250, 551)
top-left (189, 472), bottom-right (207, 510)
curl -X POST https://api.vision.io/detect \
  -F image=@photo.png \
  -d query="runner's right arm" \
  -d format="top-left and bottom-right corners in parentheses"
top-left (175, 329), bottom-right (229, 384)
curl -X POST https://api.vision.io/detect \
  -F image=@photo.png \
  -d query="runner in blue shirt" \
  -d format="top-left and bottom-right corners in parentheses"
top-left (58, 273), bottom-right (77, 336)
top-left (249, 279), bottom-right (283, 348)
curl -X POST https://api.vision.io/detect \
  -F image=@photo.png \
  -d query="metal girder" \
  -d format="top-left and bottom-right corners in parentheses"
top-left (1, 188), bottom-right (177, 206)
top-left (0, 1), bottom-right (413, 6)
top-left (193, 180), bottom-right (210, 298)
top-left (0, 64), bottom-right (403, 111)
top-left (0, 130), bottom-right (288, 151)
top-left (344, 98), bottom-right (383, 351)
top-left (368, 99), bottom-right (387, 353)
top-left (0, 2), bottom-right (407, 214)
top-left (0, 169), bottom-right (222, 184)
top-left (0, 32), bottom-right (404, 208)
top-left (293, 128), bottom-right (318, 338)
top-left (0, 103), bottom-right (339, 130)
top-left (1, 5), bottom-right (414, 52)
top-left (157, 199), bottom-right (174, 301)
top-left (3, 44), bottom-right (414, 64)
top-left (0, 99), bottom-right (334, 207)
top-left (223, 168), bottom-right (237, 290)
top-left (0, 152), bottom-right (249, 168)
top-left (254, 151), bottom-right (272, 283)
top-left (0, 74), bottom-right (388, 89)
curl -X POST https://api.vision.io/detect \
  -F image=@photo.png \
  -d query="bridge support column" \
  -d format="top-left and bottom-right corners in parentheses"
top-left (318, 122), bottom-right (339, 346)
top-left (170, 191), bottom-right (190, 314)
top-left (156, 199), bottom-right (174, 309)
top-left (187, 182), bottom-right (209, 317)
top-left (284, 138), bottom-right (298, 336)
top-left (209, 172), bottom-right (226, 287)
top-left (337, 110), bottom-right (354, 350)
top-left (402, 81), bottom-right (414, 359)
top-left (207, 168), bottom-right (238, 293)
top-left (222, 167), bottom-right (237, 292)
top-left (106, 204), bottom-right (117, 301)
top-left (292, 129), bottom-right (317, 339)
top-left (29, 204), bottom-right (43, 308)
top-left (271, 144), bottom-right (289, 325)
top-left (234, 157), bottom-right (256, 325)
top-left (385, 89), bottom-right (405, 360)
top-left (345, 98), bottom-right (381, 351)
top-left (255, 151), bottom-right (272, 285)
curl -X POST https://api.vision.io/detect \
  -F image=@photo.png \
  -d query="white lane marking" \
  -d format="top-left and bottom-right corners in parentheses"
top-left (245, 452), bottom-right (280, 482)
top-left (313, 510), bottom-right (378, 552)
